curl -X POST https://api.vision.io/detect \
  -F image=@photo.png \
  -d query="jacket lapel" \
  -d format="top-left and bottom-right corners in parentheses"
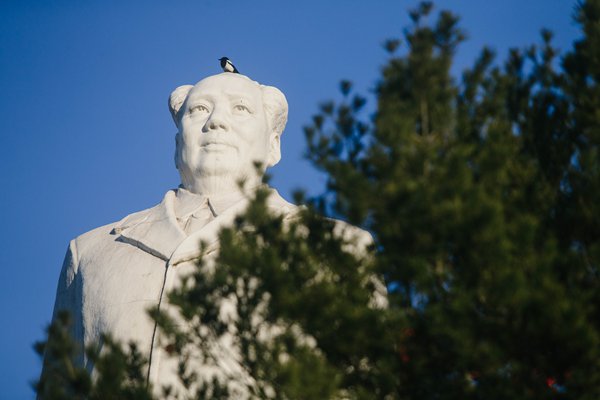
top-left (169, 188), bottom-right (297, 266)
top-left (169, 198), bottom-right (249, 266)
top-left (113, 190), bottom-right (187, 261)
top-left (112, 187), bottom-right (298, 264)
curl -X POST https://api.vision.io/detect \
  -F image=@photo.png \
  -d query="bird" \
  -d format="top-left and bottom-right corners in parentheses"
top-left (219, 57), bottom-right (239, 73)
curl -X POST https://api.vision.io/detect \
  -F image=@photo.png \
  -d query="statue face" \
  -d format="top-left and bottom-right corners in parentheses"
top-left (176, 74), bottom-right (274, 191)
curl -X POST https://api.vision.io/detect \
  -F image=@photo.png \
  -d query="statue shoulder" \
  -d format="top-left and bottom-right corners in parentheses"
top-left (265, 188), bottom-right (298, 214)
top-left (264, 188), bottom-right (372, 246)
top-left (330, 218), bottom-right (374, 249)
top-left (72, 197), bottom-right (166, 247)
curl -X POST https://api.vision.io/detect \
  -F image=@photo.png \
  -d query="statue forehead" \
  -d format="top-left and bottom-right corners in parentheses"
top-left (188, 73), bottom-right (261, 98)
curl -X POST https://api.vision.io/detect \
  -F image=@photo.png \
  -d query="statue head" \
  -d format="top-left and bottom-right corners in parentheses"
top-left (169, 73), bottom-right (288, 194)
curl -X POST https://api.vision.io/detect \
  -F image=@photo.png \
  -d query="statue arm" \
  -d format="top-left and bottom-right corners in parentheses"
top-left (48, 239), bottom-right (85, 365)
top-left (38, 240), bottom-right (85, 397)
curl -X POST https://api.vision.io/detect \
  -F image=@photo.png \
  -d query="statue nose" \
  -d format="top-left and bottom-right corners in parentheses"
top-left (204, 111), bottom-right (229, 132)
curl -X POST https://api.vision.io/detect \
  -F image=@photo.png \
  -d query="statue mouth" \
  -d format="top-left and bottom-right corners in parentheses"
top-left (201, 141), bottom-right (235, 151)
top-left (200, 133), bottom-right (237, 151)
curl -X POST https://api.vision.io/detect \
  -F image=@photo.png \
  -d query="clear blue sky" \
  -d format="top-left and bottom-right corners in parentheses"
top-left (0, 0), bottom-right (579, 398)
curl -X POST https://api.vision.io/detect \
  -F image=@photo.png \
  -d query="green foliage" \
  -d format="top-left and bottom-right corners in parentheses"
top-left (158, 187), bottom-right (390, 398)
top-left (304, 1), bottom-right (600, 398)
top-left (35, 311), bottom-right (92, 399)
top-left (35, 311), bottom-right (152, 399)
top-left (36, 1), bottom-right (600, 399)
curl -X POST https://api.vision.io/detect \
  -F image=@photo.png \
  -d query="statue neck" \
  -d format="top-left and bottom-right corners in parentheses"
top-left (181, 174), bottom-right (262, 198)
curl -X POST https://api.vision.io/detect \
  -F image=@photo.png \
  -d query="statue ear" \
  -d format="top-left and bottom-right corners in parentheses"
top-left (267, 132), bottom-right (281, 167)
top-left (169, 85), bottom-right (193, 126)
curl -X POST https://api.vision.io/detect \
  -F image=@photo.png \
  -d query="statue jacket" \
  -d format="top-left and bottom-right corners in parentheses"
top-left (49, 187), bottom-right (300, 395)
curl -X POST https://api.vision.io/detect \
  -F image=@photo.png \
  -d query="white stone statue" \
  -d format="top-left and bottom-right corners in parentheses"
top-left (45, 72), bottom-right (378, 398)
top-left (46, 72), bottom-right (298, 394)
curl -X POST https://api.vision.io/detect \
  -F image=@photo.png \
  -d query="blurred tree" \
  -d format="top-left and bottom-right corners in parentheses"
top-left (36, 1), bottom-right (600, 399)
top-left (303, 1), bottom-right (600, 398)
top-left (35, 311), bottom-right (151, 399)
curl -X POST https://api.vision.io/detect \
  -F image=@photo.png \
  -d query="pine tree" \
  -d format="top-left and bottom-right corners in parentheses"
top-left (303, 2), bottom-right (600, 397)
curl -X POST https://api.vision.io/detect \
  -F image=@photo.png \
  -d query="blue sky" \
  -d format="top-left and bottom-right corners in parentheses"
top-left (0, 0), bottom-right (580, 397)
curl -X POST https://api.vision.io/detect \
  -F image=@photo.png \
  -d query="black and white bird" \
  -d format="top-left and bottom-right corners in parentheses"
top-left (219, 57), bottom-right (239, 73)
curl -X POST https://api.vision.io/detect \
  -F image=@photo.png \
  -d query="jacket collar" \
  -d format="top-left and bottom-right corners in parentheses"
top-left (174, 186), bottom-right (249, 218)
top-left (112, 187), bottom-right (295, 263)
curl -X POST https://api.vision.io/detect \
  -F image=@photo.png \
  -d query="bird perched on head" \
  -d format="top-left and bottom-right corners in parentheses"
top-left (219, 57), bottom-right (239, 73)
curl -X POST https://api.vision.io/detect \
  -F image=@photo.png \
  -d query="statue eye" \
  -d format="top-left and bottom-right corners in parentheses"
top-left (233, 104), bottom-right (251, 114)
top-left (190, 104), bottom-right (210, 115)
